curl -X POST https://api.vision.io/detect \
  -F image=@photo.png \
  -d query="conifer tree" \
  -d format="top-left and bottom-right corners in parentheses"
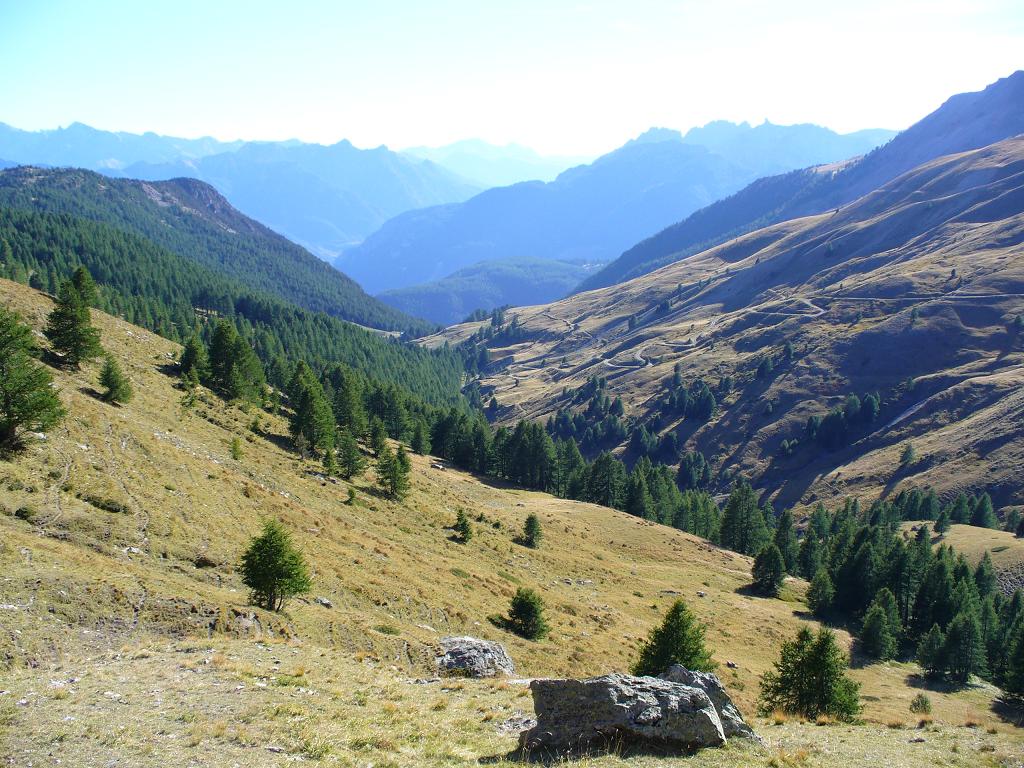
top-left (453, 509), bottom-right (473, 542)
top-left (970, 493), bottom-right (998, 529)
top-left (933, 508), bottom-right (951, 534)
top-left (70, 265), bottom-right (98, 306)
top-left (239, 519), bottom-right (311, 611)
top-left (335, 426), bottom-right (366, 480)
top-left (798, 529), bottom-right (824, 579)
top-left (0, 307), bottom-right (65, 451)
top-left (916, 624), bottom-right (946, 676)
top-left (758, 627), bottom-right (860, 721)
top-left (506, 587), bottom-right (549, 640)
top-left (369, 416), bottom-right (388, 456)
top-left (719, 480), bottom-right (770, 556)
top-left (376, 442), bottom-right (410, 500)
top-left (179, 330), bottom-right (209, 382)
top-left (625, 471), bottom-right (655, 520)
top-left (411, 419), bottom-right (431, 455)
top-left (943, 610), bottom-right (987, 683)
top-left (44, 279), bottom-right (102, 369)
top-left (1004, 621), bottom-right (1024, 695)
top-left (752, 544), bottom-right (786, 596)
top-left (773, 508), bottom-right (798, 573)
top-left (860, 604), bottom-right (897, 660)
top-left (206, 319), bottom-right (264, 402)
top-left (522, 513), bottom-right (542, 549)
top-left (974, 552), bottom-right (997, 598)
top-left (99, 354), bottom-right (132, 404)
top-left (807, 568), bottom-right (835, 616)
top-left (632, 599), bottom-right (715, 676)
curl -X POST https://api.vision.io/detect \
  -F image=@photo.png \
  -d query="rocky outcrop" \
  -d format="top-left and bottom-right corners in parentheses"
top-left (519, 673), bottom-right (726, 754)
top-left (435, 636), bottom-right (515, 678)
top-left (659, 666), bottom-right (757, 739)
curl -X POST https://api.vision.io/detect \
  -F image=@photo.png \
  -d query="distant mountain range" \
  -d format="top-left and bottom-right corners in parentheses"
top-left (339, 122), bottom-right (896, 296)
top-left (402, 139), bottom-right (591, 187)
top-left (376, 257), bottom-right (605, 326)
top-left (0, 123), bottom-right (480, 259)
top-left (577, 71), bottom-right (1024, 293)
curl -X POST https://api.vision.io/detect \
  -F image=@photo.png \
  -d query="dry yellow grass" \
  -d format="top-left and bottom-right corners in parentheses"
top-left (1, 279), bottom-right (1021, 765)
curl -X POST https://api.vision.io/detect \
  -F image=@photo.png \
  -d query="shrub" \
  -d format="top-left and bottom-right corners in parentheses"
top-left (14, 505), bottom-right (37, 523)
top-left (632, 599), bottom-right (715, 676)
top-left (909, 693), bottom-right (932, 715)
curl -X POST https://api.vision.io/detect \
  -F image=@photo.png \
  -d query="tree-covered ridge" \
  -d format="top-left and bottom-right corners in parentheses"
top-left (0, 206), bottom-right (464, 406)
top-left (0, 166), bottom-right (434, 335)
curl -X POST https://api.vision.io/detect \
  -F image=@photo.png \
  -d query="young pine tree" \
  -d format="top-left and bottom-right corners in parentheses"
top-left (773, 508), bottom-right (798, 573)
top-left (70, 266), bottom-right (98, 306)
top-left (410, 419), bottom-right (431, 455)
top-left (0, 307), bottom-right (65, 451)
top-left (453, 509), bottom-right (473, 542)
top-left (632, 599), bottom-right (715, 676)
top-left (970, 494), bottom-right (998, 529)
top-left (758, 627), bottom-right (861, 721)
top-left (860, 604), bottom-right (897, 661)
top-left (506, 587), bottom-right (549, 640)
top-left (179, 331), bottom-right (209, 383)
top-left (943, 610), bottom-right (987, 683)
top-left (522, 513), bottom-right (542, 549)
top-left (99, 355), bottom-right (132, 405)
top-left (376, 443), bottom-right (411, 500)
top-left (752, 544), bottom-right (786, 597)
top-left (239, 519), bottom-right (311, 611)
top-left (44, 280), bottom-right (102, 369)
top-left (335, 426), bottom-right (366, 480)
top-left (369, 417), bottom-right (388, 456)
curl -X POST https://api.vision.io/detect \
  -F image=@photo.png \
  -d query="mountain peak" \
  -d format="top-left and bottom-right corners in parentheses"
top-left (628, 127), bottom-right (684, 145)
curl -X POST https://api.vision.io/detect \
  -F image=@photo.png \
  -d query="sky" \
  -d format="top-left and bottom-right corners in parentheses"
top-left (0, 0), bottom-right (1021, 156)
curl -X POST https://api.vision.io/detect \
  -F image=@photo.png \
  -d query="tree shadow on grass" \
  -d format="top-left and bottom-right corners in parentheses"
top-left (991, 695), bottom-right (1024, 727)
top-left (904, 672), bottom-right (972, 694)
top-left (480, 736), bottom-right (706, 765)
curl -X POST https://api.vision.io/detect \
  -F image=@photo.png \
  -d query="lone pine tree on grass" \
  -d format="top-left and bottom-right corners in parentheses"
top-left (240, 519), bottom-right (311, 612)
top-left (453, 509), bottom-right (473, 542)
top-left (99, 355), bottom-right (132, 404)
top-left (752, 543), bottom-right (786, 597)
top-left (44, 279), bottom-right (102, 369)
top-left (522, 513), bottom-right (543, 548)
top-left (335, 426), bottom-right (366, 480)
top-left (0, 307), bottom-right (66, 451)
top-left (506, 587), bottom-right (549, 640)
top-left (376, 442), bottom-right (411, 500)
top-left (758, 626), bottom-right (861, 721)
top-left (632, 599), bottom-right (715, 676)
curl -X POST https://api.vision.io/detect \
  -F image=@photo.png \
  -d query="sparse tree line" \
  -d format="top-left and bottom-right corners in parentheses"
top-left (1, 267), bottom-right (133, 450)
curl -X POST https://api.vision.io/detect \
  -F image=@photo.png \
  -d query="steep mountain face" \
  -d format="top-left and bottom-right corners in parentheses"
top-left (403, 139), bottom-right (590, 187)
top-left (428, 136), bottom-right (1024, 508)
top-left (340, 123), bottom-right (894, 295)
top-left (580, 70), bottom-right (1024, 292)
top-left (122, 140), bottom-right (480, 257)
top-left (0, 166), bottom-right (433, 334)
top-left (376, 257), bottom-right (605, 326)
top-left (0, 121), bottom-right (241, 169)
top-left (0, 123), bottom-right (480, 258)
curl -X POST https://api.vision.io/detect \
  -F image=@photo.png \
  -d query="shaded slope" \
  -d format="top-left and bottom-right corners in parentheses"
top-left (580, 70), bottom-right (1024, 292)
top-left (0, 166), bottom-right (433, 334)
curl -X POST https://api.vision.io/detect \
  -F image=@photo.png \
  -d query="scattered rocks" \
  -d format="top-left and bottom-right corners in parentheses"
top-left (726, 661), bottom-right (738, 669)
top-left (193, 554), bottom-right (218, 569)
top-left (314, 596), bottom-right (333, 609)
top-left (660, 666), bottom-right (757, 740)
top-left (519, 673), bottom-right (726, 754)
top-left (696, 591), bottom-right (707, 598)
top-left (435, 636), bottom-right (515, 678)
top-left (497, 713), bottom-right (537, 735)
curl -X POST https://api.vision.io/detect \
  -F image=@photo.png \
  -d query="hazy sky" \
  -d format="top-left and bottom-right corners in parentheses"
top-left (1, 0), bottom-right (1021, 155)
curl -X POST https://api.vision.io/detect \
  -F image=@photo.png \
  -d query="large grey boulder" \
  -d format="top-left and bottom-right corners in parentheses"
top-left (435, 636), bottom-right (515, 678)
top-left (660, 666), bottom-right (758, 739)
top-left (519, 673), bottom-right (725, 754)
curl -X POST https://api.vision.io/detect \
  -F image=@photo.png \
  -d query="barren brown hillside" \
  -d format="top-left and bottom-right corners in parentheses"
top-left (427, 137), bottom-right (1024, 511)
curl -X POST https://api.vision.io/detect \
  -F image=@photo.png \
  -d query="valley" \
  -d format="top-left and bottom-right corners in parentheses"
top-left (1, 279), bottom-right (1021, 766)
